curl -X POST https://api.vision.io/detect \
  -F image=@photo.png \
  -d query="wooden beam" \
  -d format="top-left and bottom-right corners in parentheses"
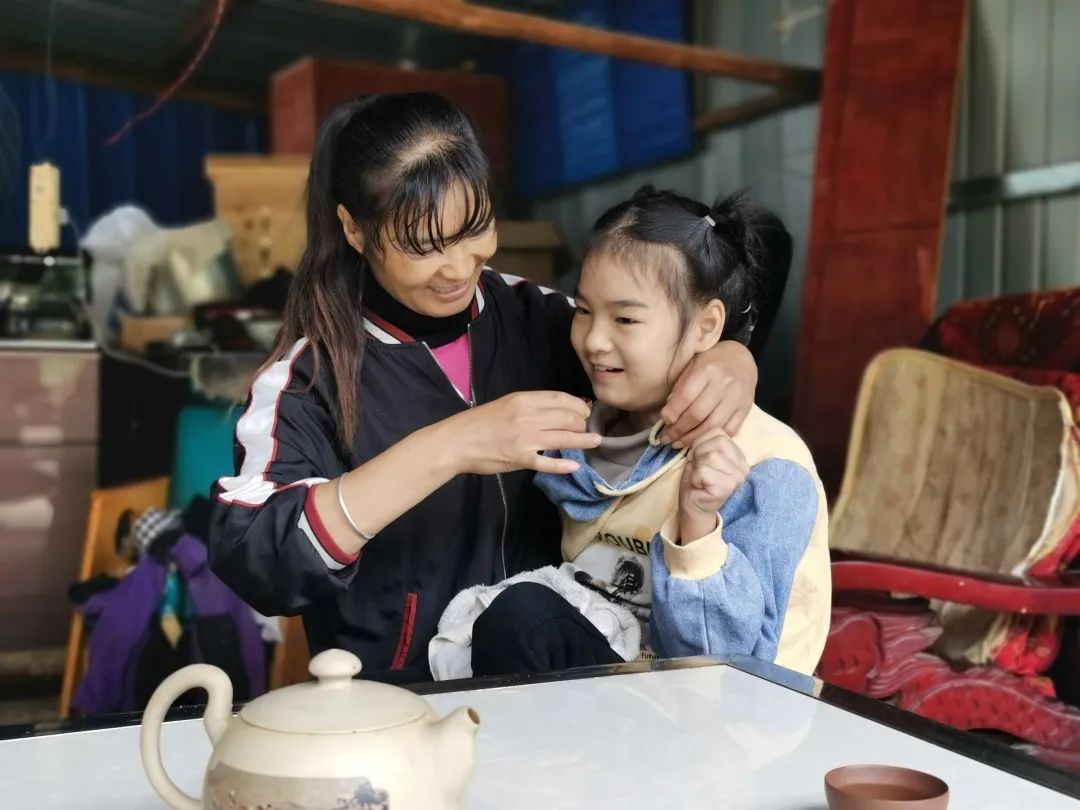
top-left (0, 42), bottom-right (264, 116)
top-left (318, 0), bottom-right (821, 93)
top-left (694, 89), bottom-right (815, 134)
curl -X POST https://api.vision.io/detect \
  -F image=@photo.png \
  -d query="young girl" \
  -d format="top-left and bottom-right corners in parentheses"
top-left (429, 188), bottom-right (830, 678)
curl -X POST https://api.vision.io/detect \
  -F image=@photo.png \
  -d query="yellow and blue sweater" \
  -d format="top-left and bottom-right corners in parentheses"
top-left (533, 405), bottom-right (831, 675)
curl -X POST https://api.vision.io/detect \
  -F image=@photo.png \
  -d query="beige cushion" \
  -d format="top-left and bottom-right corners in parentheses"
top-left (831, 349), bottom-right (1080, 660)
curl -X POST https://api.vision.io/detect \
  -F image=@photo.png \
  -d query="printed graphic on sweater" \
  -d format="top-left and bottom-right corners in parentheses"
top-left (569, 527), bottom-right (655, 646)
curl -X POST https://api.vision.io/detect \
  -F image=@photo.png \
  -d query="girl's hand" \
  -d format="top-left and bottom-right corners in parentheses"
top-left (450, 391), bottom-right (601, 476)
top-left (677, 430), bottom-right (749, 543)
top-left (660, 341), bottom-right (757, 448)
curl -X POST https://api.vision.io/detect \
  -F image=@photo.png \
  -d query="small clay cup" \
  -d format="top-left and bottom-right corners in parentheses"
top-left (825, 765), bottom-right (949, 810)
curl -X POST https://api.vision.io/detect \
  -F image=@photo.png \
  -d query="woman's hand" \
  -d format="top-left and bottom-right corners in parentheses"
top-left (677, 429), bottom-right (749, 544)
top-left (660, 341), bottom-right (757, 448)
top-left (449, 391), bottom-right (601, 476)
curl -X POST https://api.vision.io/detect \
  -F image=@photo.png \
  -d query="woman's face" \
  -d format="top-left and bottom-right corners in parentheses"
top-left (342, 186), bottom-right (498, 318)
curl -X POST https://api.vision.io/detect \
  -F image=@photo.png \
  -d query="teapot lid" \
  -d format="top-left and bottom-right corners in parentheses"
top-left (239, 649), bottom-right (429, 735)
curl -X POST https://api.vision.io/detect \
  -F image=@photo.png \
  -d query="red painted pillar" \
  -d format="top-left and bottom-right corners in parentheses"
top-left (795, 0), bottom-right (968, 492)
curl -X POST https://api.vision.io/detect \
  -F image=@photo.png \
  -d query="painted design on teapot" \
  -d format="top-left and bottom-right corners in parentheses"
top-left (206, 763), bottom-right (391, 809)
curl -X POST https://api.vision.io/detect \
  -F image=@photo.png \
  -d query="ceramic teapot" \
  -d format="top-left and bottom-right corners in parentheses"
top-left (140, 649), bottom-right (479, 810)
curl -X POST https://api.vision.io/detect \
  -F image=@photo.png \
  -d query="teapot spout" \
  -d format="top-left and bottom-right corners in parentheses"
top-left (435, 707), bottom-right (480, 800)
top-left (442, 705), bottom-right (480, 735)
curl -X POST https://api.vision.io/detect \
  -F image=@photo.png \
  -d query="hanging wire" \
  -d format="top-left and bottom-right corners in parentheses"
top-left (104, 0), bottom-right (229, 147)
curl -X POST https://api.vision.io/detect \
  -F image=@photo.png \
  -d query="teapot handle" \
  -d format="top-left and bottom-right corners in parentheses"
top-left (140, 664), bottom-right (233, 810)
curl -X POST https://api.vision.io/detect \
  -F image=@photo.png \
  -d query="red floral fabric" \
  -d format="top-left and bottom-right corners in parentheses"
top-left (927, 287), bottom-right (1080, 372)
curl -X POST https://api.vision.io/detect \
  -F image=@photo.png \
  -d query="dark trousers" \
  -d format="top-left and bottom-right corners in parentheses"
top-left (471, 582), bottom-right (623, 676)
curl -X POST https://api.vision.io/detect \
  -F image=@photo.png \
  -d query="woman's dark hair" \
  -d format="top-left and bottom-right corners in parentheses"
top-left (584, 186), bottom-right (770, 346)
top-left (266, 92), bottom-right (494, 446)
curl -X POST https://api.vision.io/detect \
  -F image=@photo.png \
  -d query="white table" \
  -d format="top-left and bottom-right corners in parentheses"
top-left (2, 660), bottom-right (1077, 809)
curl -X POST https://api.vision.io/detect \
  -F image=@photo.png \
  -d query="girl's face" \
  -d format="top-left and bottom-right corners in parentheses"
top-left (340, 186), bottom-right (497, 318)
top-left (571, 252), bottom-right (724, 416)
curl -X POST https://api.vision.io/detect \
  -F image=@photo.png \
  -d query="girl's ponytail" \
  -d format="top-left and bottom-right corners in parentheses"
top-left (703, 191), bottom-right (764, 344)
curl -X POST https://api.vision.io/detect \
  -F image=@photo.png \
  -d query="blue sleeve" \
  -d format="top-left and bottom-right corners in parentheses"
top-left (650, 459), bottom-right (818, 662)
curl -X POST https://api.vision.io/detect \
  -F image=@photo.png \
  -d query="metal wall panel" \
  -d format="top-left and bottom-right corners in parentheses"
top-left (941, 0), bottom-right (1080, 309)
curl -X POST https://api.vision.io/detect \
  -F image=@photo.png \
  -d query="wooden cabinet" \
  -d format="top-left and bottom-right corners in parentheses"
top-left (271, 58), bottom-right (511, 184)
top-left (0, 348), bottom-right (99, 651)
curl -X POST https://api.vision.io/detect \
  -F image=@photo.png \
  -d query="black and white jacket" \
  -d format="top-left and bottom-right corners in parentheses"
top-left (209, 272), bottom-right (589, 679)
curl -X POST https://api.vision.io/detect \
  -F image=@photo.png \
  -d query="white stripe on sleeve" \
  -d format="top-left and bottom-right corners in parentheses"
top-left (217, 339), bottom-right (318, 506)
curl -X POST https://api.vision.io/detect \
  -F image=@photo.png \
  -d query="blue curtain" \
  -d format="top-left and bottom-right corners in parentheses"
top-left (0, 71), bottom-right (265, 250)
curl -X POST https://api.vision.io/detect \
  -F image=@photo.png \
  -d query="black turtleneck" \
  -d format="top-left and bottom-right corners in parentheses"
top-left (362, 273), bottom-right (473, 347)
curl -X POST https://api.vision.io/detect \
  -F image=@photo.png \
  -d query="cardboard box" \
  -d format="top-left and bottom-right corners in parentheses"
top-left (204, 155), bottom-right (309, 286)
top-left (492, 221), bottom-right (566, 286)
top-left (120, 316), bottom-right (191, 353)
top-left (205, 155), bottom-right (566, 287)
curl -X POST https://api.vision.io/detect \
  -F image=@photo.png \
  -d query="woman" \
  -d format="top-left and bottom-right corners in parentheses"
top-left (210, 93), bottom-right (767, 681)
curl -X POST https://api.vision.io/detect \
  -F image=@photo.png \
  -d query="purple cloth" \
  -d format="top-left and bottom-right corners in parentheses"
top-left (171, 534), bottom-right (266, 699)
top-left (71, 535), bottom-right (266, 716)
top-left (72, 556), bottom-right (166, 715)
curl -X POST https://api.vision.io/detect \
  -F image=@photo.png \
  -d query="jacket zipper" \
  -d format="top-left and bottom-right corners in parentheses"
top-left (494, 472), bottom-right (509, 579)
top-left (422, 325), bottom-right (509, 579)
